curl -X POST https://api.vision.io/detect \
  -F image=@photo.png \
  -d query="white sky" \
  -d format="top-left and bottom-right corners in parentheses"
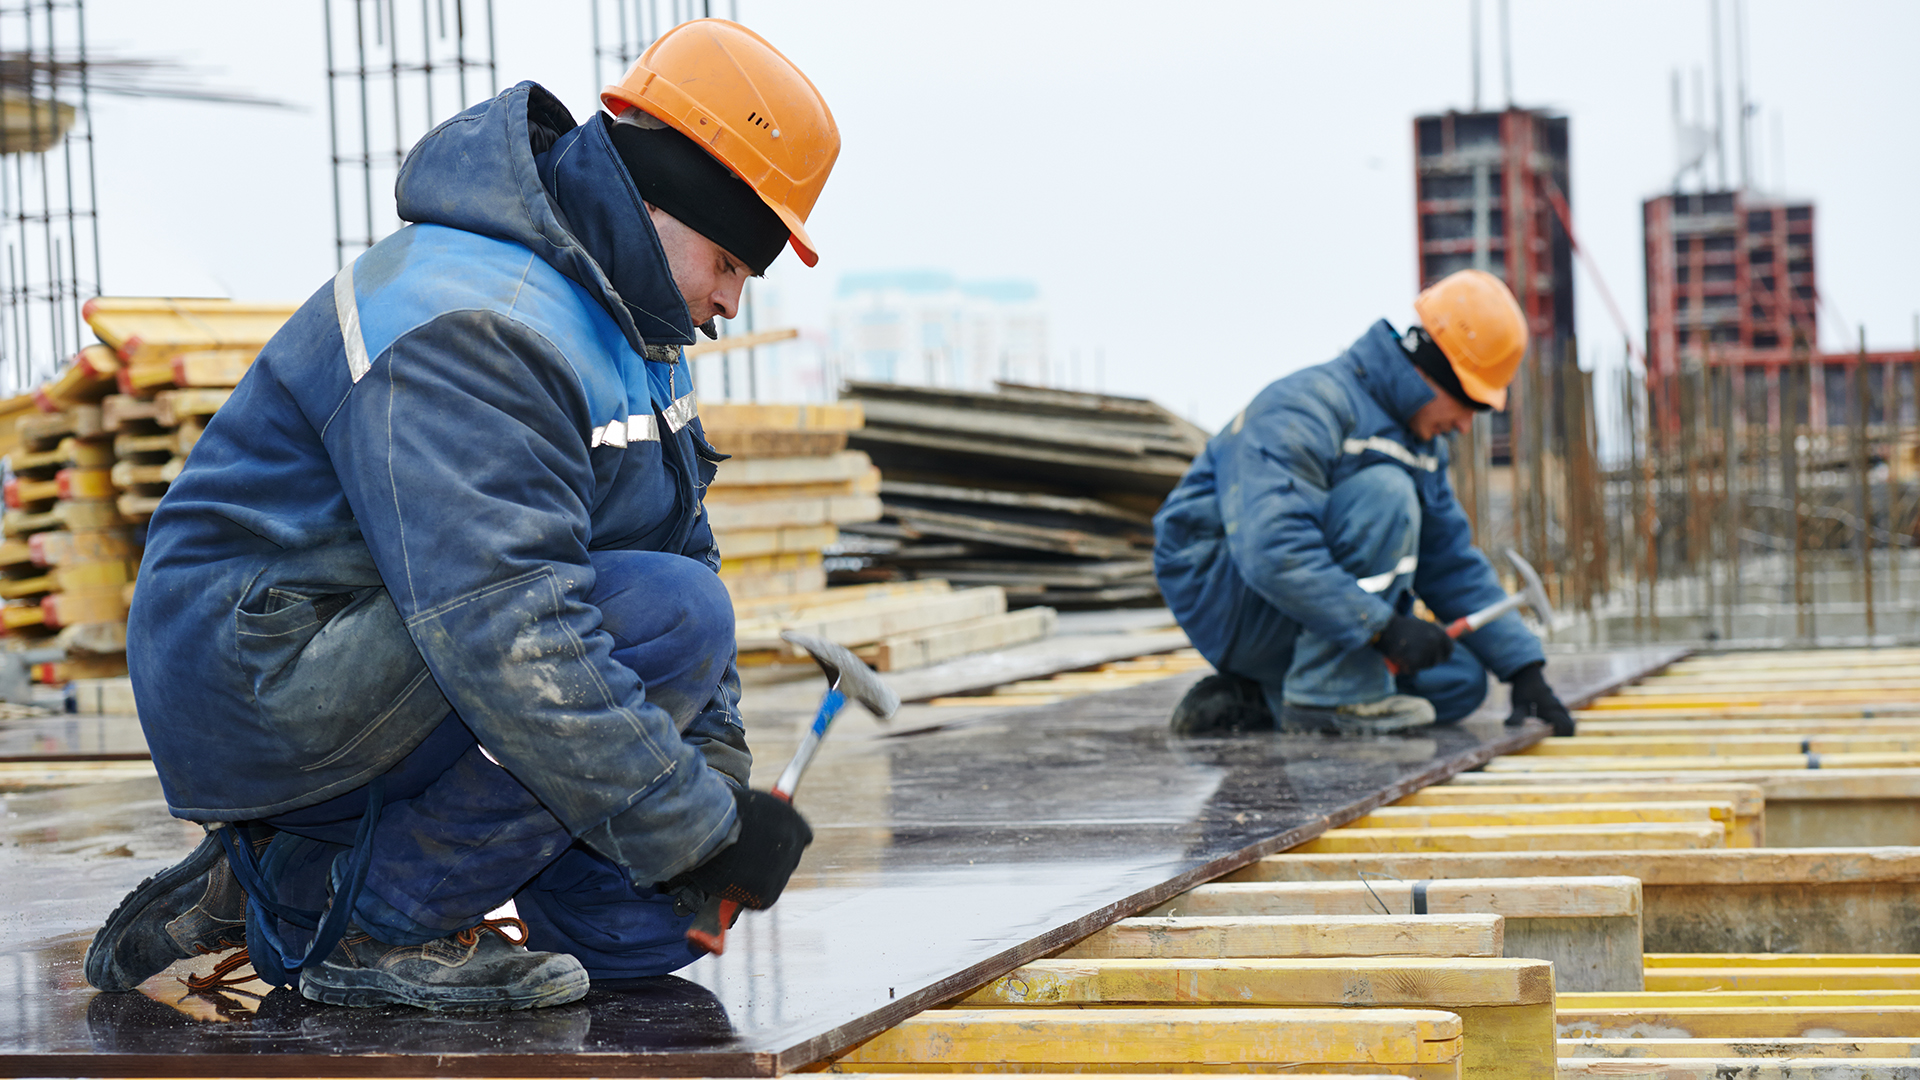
top-left (83, 0), bottom-right (1920, 429)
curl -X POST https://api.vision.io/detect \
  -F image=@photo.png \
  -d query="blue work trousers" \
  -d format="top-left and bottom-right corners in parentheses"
top-left (1215, 465), bottom-right (1488, 723)
top-left (258, 549), bottom-right (735, 979)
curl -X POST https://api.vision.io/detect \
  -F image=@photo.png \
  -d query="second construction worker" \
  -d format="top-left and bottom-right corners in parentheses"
top-left (84, 21), bottom-right (834, 1011)
top-left (1154, 269), bottom-right (1574, 737)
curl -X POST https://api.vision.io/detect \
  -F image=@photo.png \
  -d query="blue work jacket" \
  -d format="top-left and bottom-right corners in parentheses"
top-left (128, 83), bottom-right (744, 886)
top-left (1152, 320), bottom-right (1543, 680)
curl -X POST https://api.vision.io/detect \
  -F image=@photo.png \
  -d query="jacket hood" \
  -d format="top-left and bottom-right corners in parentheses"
top-left (394, 81), bottom-right (696, 350)
top-left (1344, 319), bottom-right (1437, 432)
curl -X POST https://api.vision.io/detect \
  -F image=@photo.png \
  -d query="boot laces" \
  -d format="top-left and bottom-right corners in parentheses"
top-left (454, 916), bottom-right (528, 948)
top-left (182, 947), bottom-right (259, 993)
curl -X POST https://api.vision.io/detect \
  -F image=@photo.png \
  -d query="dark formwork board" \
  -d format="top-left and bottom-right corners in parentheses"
top-left (0, 646), bottom-right (1684, 1076)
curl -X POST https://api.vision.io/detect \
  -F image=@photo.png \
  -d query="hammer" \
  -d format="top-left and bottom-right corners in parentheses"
top-left (1383, 549), bottom-right (1554, 675)
top-left (686, 630), bottom-right (899, 955)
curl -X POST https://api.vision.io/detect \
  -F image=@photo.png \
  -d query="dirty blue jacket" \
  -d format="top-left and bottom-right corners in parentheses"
top-left (128, 83), bottom-right (745, 886)
top-left (1153, 320), bottom-right (1542, 679)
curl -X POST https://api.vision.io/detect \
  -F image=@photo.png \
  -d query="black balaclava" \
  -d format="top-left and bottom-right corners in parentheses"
top-left (607, 116), bottom-right (790, 275)
top-left (1403, 325), bottom-right (1492, 411)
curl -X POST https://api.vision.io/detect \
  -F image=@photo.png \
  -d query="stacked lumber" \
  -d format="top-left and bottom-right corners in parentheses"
top-left (703, 402), bottom-right (1058, 671)
top-left (0, 298), bottom-right (296, 691)
top-left (835, 381), bottom-right (1208, 609)
top-left (0, 399), bottom-right (134, 679)
top-left (84, 298), bottom-right (296, 523)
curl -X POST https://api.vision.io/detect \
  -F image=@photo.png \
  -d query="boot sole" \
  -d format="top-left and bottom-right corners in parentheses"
top-left (84, 832), bottom-right (232, 992)
top-left (299, 961), bottom-right (590, 1012)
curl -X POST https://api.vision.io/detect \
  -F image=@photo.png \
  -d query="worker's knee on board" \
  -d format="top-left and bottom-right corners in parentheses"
top-left (1396, 647), bottom-right (1490, 724)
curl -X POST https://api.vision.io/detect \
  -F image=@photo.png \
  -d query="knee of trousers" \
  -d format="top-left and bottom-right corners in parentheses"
top-left (1398, 647), bottom-right (1490, 725)
top-left (587, 550), bottom-right (736, 661)
top-left (1324, 465), bottom-right (1421, 574)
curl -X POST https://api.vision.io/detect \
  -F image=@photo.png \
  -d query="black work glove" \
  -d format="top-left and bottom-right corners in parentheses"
top-left (669, 787), bottom-right (813, 910)
top-left (1372, 614), bottom-right (1454, 674)
top-left (1505, 661), bottom-right (1575, 737)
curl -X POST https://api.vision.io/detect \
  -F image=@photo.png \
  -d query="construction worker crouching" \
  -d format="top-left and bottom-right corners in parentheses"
top-left (1154, 270), bottom-right (1574, 737)
top-left (84, 20), bottom-right (836, 1011)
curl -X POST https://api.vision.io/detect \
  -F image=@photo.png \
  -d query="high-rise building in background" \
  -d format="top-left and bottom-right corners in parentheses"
top-left (1642, 190), bottom-right (1835, 429)
top-left (1412, 108), bottom-right (1575, 460)
top-left (828, 271), bottom-right (1048, 391)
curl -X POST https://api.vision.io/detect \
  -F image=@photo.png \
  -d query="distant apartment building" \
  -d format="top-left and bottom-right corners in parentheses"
top-left (1412, 108), bottom-right (1575, 458)
top-left (828, 270), bottom-right (1048, 391)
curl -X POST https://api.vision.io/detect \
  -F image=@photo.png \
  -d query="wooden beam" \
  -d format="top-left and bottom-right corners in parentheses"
top-left (1293, 821), bottom-right (1725, 853)
top-left (1644, 965), bottom-right (1920, 992)
top-left (1402, 783), bottom-right (1763, 847)
top-left (954, 958), bottom-right (1549, 1080)
top-left (1481, 751), bottom-right (1920, 772)
top-left (1557, 1059), bottom-right (1920, 1078)
top-left (1234, 849), bottom-right (1920, 955)
top-left (699, 401), bottom-right (863, 433)
top-left (863, 606), bottom-right (1056, 672)
top-left (1520, 734), bottom-right (1920, 756)
top-left (738, 586), bottom-right (1007, 653)
top-left (830, 1007), bottom-right (1465, 1071)
top-left (1055, 914), bottom-right (1505, 960)
top-left (682, 326), bottom-right (799, 356)
top-left (710, 450), bottom-right (873, 487)
top-left (1353, 801), bottom-right (1729, 829)
top-left (1561, 1036), bottom-right (1920, 1058)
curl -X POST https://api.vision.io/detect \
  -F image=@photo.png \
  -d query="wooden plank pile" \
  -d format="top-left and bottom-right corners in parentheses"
top-left (834, 381), bottom-right (1208, 609)
top-left (703, 403), bottom-right (1058, 671)
top-left (0, 298), bottom-right (296, 690)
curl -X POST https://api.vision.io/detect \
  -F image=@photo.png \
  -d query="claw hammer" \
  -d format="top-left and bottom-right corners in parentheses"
top-left (686, 629), bottom-right (899, 955)
top-left (1383, 549), bottom-right (1554, 675)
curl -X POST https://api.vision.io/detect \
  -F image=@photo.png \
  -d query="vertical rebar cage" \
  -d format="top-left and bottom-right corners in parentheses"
top-left (0, 0), bottom-right (100, 396)
top-left (324, 0), bottom-right (497, 268)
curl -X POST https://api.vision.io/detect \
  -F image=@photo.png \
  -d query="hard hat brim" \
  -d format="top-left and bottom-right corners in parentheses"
top-left (603, 80), bottom-right (820, 270)
top-left (1451, 361), bottom-right (1508, 412)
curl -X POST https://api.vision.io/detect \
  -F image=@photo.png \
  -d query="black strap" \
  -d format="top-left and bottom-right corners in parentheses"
top-left (1807, 752), bottom-right (1822, 769)
top-left (1411, 879), bottom-right (1430, 915)
top-left (1800, 736), bottom-right (1812, 754)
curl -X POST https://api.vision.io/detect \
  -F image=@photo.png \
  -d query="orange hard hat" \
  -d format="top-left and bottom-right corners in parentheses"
top-left (602, 19), bottom-right (839, 268)
top-left (1413, 269), bottom-right (1528, 411)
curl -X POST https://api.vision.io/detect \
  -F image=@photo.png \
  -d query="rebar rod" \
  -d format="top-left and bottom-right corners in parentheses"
top-left (1855, 329), bottom-right (1875, 639)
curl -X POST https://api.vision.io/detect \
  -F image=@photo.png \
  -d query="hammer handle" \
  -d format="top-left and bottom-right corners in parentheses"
top-left (684, 787), bottom-right (792, 956)
top-left (1382, 594), bottom-right (1524, 676)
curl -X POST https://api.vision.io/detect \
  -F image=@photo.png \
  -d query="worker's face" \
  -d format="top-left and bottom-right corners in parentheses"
top-left (1409, 369), bottom-right (1481, 441)
top-left (648, 204), bottom-right (750, 330)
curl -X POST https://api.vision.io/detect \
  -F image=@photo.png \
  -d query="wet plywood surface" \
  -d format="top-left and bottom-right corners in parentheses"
top-left (0, 645), bottom-right (1682, 1075)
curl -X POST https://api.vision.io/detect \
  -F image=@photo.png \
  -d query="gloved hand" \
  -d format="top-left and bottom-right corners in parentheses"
top-left (668, 787), bottom-right (813, 910)
top-left (1505, 661), bottom-right (1575, 737)
top-left (1372, 614), bottom-right (1454, 674)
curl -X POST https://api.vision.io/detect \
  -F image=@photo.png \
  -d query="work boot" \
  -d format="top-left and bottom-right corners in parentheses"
top-left (1168, 672), bottom-right (1274, 735)
top-left (85, 832), bottom-right (248, 992)
top-left (1280, 694), bottom-right (1437, 735)
top-left (299, 917), bottom-right (589, 1012)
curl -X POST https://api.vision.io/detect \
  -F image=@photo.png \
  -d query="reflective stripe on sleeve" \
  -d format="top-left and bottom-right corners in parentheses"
top-left (1342, 436), bottom-right (1439, 472)
top-left (1355, 554), bottom-right (1419, 594)
top-left (333, 261), bottom-right (372, 384)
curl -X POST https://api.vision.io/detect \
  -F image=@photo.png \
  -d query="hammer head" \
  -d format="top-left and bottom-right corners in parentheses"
top-left (780, 630), bottom-right (900, 721)
top-left (1503, 548), bottom-right (1555, 627)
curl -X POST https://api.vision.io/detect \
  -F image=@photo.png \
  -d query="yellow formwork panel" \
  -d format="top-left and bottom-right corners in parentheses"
top-left (1293, 821), bottom-right (1723, 853)
top-left (1557, 1060), bottom-right (1920, 1079)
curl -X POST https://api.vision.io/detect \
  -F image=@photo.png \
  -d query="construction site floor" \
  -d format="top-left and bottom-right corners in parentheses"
top-left (0, 646), bottom-right (1679, 1076)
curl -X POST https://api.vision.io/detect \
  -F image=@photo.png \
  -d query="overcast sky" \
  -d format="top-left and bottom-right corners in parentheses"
top-left (83, 0), bottom-right (1919, 428)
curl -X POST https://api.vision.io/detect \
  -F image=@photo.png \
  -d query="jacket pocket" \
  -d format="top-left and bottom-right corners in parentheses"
top-left (235, 584), bottom-right (447, 768)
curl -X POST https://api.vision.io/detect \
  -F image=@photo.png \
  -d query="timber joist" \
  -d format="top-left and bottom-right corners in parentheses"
top-left (838, 647), bottom-right (1920, 1079)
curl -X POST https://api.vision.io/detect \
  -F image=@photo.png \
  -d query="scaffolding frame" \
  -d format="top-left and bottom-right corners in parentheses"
top-left (324, 0), bottom-right (498, 268)
top-left (0, 0), bottom-right (100, 396)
